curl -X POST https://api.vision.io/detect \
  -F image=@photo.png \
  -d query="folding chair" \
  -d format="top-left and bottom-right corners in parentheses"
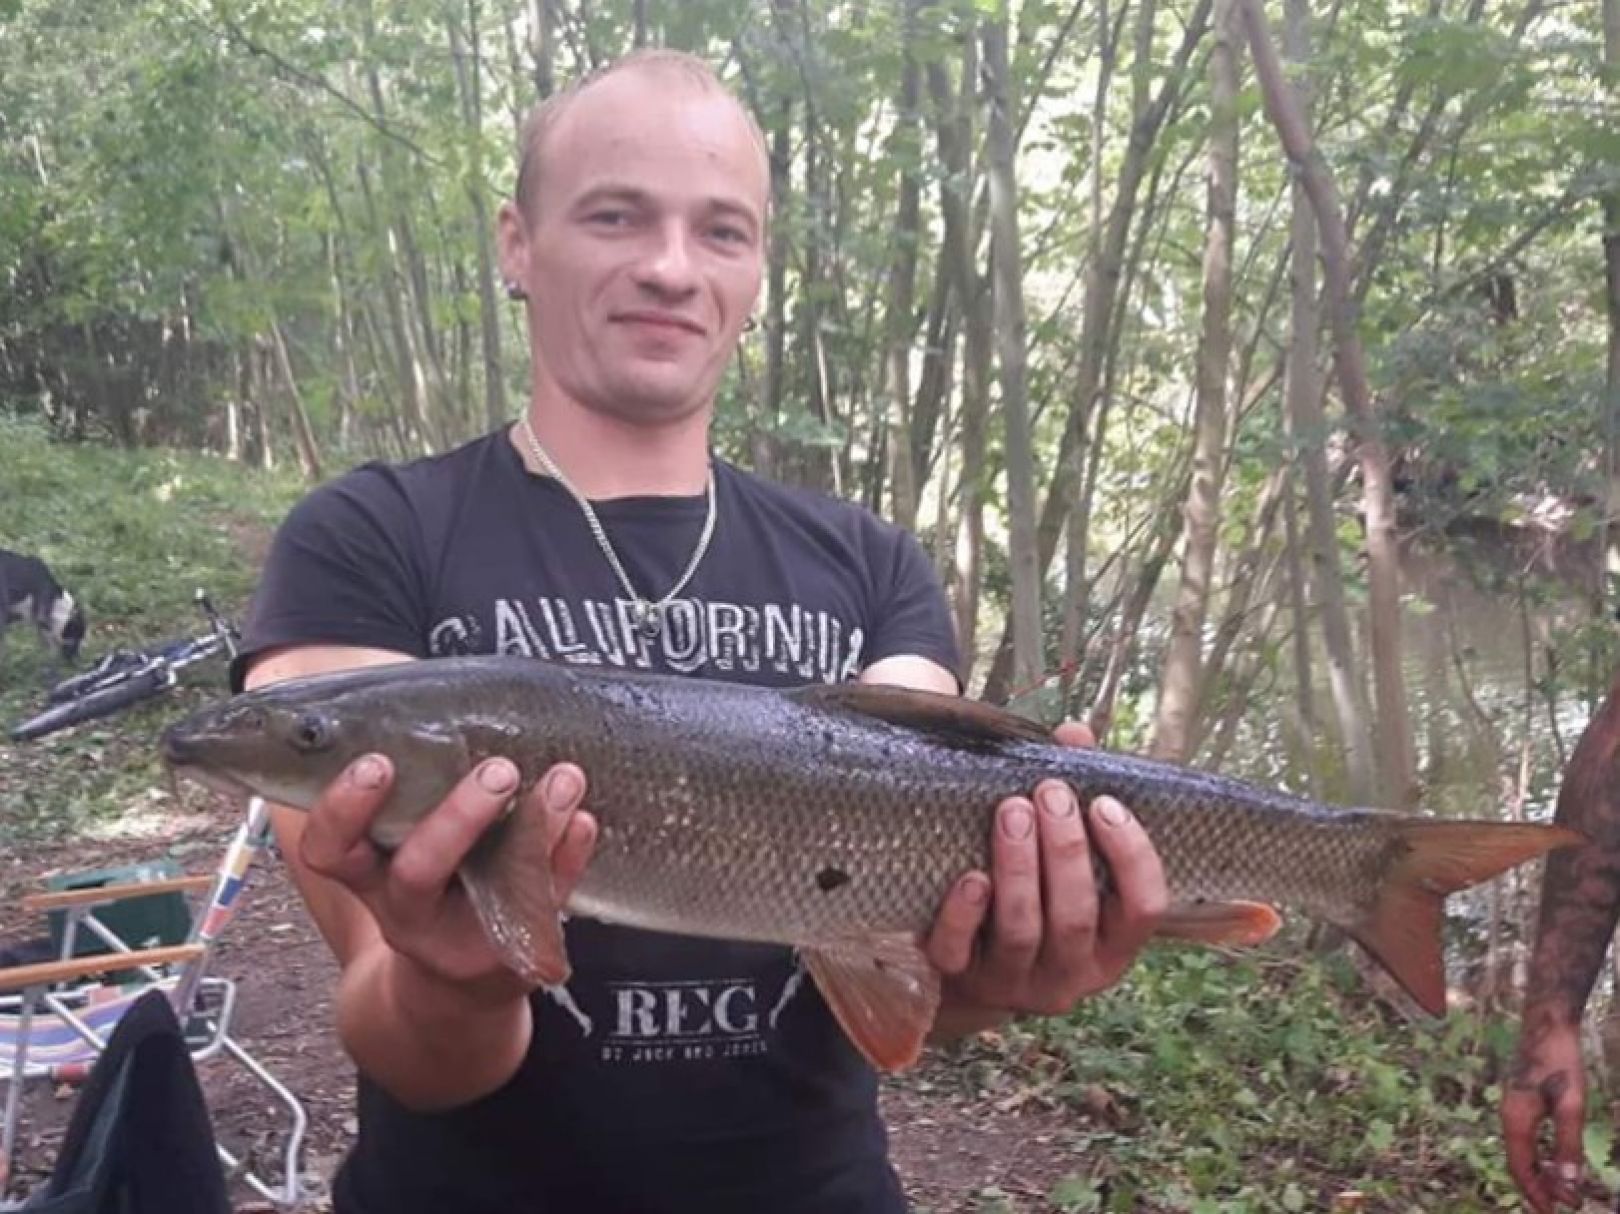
top-left (0, 798), bottom-right (308, 1209)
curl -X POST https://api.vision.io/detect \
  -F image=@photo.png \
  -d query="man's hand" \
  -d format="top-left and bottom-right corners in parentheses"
top-left (925, 721), bottom-right (1167, 1022)
top-left (1502, 1018), bottom-right (1587, 1213)
top-left (301, 752), bottom-right (597, 1000)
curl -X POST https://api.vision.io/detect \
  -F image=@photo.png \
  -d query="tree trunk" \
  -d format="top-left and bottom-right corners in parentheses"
top-left (884, 0), bottom-right (924, 532)
top-left (269, 321), bottom-right (324, 482)
top-left (1152, 0), bottom-right (1240, 761)
top-left (450, 1), bottom-right (508, 432)
top-left (1601, 0), bottom-right (1620, 619)
top-left (927, 32), bottom-right (990, 682)
top-left (982, 10), bottom-right (1043, 700)
top-left (980, 0), bottom-right (1213, 704)
top-left (531, 0), bottom-right (556, 99)
top-left (1246, 0), bottom-right (1387, 803)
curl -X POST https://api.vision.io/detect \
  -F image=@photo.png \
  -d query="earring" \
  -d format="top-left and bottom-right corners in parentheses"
top-left (505, 280), bottom-right (527, 301)
top-left (742, 316), bottom-right (759, 334)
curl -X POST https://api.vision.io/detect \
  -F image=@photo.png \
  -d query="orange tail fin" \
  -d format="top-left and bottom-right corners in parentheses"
top-left (1349, 820), bottom-right (1584, 1015)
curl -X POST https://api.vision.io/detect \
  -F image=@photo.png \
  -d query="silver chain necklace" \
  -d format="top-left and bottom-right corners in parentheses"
top-left (516, 414), bottom-right (717, 640)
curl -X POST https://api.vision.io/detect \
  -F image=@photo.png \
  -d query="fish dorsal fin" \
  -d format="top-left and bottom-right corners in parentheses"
top-left (792, 683), bottom-right (1050, 749)
top-left (802, 933), bottom-right (941, 1073)
top-left (460, 797), bottom-right (572, 988)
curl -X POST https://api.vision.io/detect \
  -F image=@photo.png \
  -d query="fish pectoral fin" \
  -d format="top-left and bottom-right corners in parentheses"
top-left (1156, 900), bottom-right (1282, 947)
top-left (802, 934), bottom-right (940, 1074)
top-left (791, 683), bottom-right (1050, 749)
top-left (459, 797), bottom-right (572, 987)
top-left (1350, 819), bottom-right (1582, 1017)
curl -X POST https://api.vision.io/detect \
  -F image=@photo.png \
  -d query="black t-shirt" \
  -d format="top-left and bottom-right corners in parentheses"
top-left (237, 429), bottom-right (959, 1214)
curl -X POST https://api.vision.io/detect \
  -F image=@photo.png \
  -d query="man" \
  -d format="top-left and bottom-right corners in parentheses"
top-left (1503, 669), bottom-right (1620, 1213)
top-left (236, 50), bottom-right (1167, 1212)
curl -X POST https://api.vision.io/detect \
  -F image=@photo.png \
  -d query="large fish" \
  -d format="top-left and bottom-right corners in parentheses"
top-left (161, 656), bottom-right (1579, 1071)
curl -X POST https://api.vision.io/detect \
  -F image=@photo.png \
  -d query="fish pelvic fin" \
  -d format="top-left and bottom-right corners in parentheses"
top-left (460, 797), bottom-right (572, 987)
top-left (802, 933), bottom-right (941, 1074)
top-left (1352, 819), bottom-right (1584, 1016)
top-left (1157, 900), bottom-right (1282, 947)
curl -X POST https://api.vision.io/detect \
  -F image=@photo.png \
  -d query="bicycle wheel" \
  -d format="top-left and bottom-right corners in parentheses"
top-left (9, 669), bottom-right (171, 742)
top-left (45, 650), bottom-right (148, 704)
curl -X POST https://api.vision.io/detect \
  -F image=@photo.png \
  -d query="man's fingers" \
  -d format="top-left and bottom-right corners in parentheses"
top-left (1052, 721), bottom-right (1096, 749)
top-left (388, 758), bottom-right (518, 901)
top-left (1549, 1097), bottom-right (1586, 1206)
top-left (1033, 781), bottom-right (1097, 991)
top-left (925, 873), bottom-right (992, 976)
top-left (984, 798), bottom-right (1042, 982)
top-left (552, 812), bottom-right (599, 902)
top-left (538, 763), bottom-right (587, 849)
top-left (1501, 1093), bottom-right (1556, 1214)
top-left (301, 754), bottom-right (392, 891)
top-left (1087, 796), bottom-right (1167, 969)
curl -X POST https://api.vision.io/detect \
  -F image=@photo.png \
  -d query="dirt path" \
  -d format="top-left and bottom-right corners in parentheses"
top-left (0, 791), bottom-right (1086, 1213)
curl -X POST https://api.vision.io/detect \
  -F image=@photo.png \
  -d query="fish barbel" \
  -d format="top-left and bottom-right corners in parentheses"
top-left (161, 656), bottom-right (1579, 1071)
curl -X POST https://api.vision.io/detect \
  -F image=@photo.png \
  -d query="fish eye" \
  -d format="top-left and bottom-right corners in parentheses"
top-left (290, 713), bottom-right (333, 752)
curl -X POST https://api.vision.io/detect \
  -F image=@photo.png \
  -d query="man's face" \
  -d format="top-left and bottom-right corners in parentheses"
top-left (501, 71), bottom-right (767, 427)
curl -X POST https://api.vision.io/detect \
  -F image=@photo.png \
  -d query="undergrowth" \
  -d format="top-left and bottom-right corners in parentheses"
top-left (0, 415), bottom-right (303, 843)
top-left (939, 946), bottom-right (1619, 1213)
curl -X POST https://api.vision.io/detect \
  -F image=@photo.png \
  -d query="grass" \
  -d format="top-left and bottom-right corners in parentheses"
top-left (944, 946), bottom-right (1619, 1212)
top-left (0, 414), bottom-right (305, 844)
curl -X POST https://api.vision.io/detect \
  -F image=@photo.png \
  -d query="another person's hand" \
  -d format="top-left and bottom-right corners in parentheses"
top-left (300, 754), bottom-right (597, 999)
top-left (1502, 1018), bottom-right (1587, 1213)
top-left (925, 721), bottom-right (1167, 1017)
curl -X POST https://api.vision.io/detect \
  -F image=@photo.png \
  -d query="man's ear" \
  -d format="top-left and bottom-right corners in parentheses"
top-left (496, 200), bottom-right (530, 290)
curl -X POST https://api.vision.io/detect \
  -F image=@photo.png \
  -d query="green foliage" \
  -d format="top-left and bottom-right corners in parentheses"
top-left (951, 948), bottom-right (1617, 1212)
top-left (0, 414), bottom-right (303, 842)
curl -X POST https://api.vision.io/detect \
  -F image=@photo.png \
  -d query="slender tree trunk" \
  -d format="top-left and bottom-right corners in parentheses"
top-left (450, 1), bottom-right (508, 431)
top-left (980, 0), bottom-right (1213, 704)
top-left (269, 321), bottom-right (324, 482)
top-left (884, 0), bottom-right (924, 532)
top-left (1601, 0), bottom-right (1620, 619)
top-left (1251, 0), bottom-right (1381, 803)
top-left (1281, 463), bottom-right (1320, 796)
top-left (1060, 0), bottom-right (1117, 710)
top-left (982, 10), bottom-right (1043, 699)
top-left (531, 0), bottom-right (556, 99)
top-left (1152, 0), bottom-right (1240, 760)
top-left (928, 33), bottom-right (989, 681)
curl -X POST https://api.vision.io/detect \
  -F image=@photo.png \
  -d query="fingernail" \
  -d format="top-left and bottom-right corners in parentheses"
top-left (478, 759), bottom-right (518, 795)
top-left (1554, 1162), bottom-right (1581, 1183)
top-left (1095, 797), bottom-right (1128, 826)
top-left (544, 767), bottom-right (582, 810)
top-left (1002, 803), bottom-right (1034, 839)
top-left (1039, 784), bottom-right (1076, 818)
top-left (961, 875), bottom-right (989, 905)
top-left (349, 756), bottom-right (385, 789)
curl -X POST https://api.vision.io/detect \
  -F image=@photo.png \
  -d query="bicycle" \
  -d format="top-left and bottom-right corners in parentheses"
top-left (9, 590), bottom-right (240, 742)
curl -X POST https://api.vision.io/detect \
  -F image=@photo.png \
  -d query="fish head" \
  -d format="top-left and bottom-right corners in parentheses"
top-left (162, 693), bottom-right (371, 811)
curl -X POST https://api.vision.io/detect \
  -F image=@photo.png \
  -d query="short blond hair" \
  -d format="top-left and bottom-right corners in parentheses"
top-left (513, 49), bottom-right (770, 219)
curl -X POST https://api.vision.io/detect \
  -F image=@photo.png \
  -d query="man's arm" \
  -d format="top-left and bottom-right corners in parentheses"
top-left (857, 655), bottom-right (1167, 1044)
top-left (247, 644), bottom-right (596, 1111)
top-left (1503, 672), bottom-right (1620, 1212)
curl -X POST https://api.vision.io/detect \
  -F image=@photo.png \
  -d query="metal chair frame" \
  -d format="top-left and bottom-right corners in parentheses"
top-left (0, 798), bottom-right (307, 1209)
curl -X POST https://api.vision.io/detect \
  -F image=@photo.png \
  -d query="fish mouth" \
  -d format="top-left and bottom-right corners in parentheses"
top-left (165, 759), bottom-right (256, 803)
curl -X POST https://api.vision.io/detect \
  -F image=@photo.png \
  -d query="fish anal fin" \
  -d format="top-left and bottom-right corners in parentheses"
top-left (803, 934), bottom-right (940, 1074)
top-left (1350, 819), bottom-right (1584, 1016)
top-left (792, 683), bottom-right (1049, 748)
top-left (1157, 900), bottom-right (1282, 947)
top-left (460, 798), bottom-right (571, 987)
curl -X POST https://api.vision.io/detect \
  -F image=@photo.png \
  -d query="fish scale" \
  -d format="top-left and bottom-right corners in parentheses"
top-left (162, 654), bottom-right (1581, 1072)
